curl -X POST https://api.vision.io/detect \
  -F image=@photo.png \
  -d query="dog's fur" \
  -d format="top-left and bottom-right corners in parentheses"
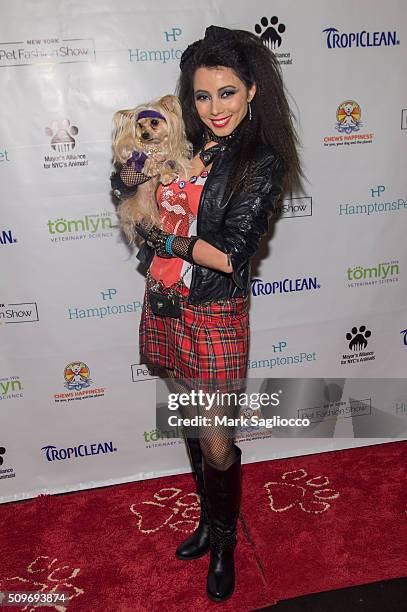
top-left (112, 94), bottom-right (192, 245)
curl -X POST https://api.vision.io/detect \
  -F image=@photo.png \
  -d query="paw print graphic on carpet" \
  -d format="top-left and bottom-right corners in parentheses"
top-left (264, 468), bottom-right (340, 514)
top-left (346, 325), bottom-right (371, 351)
top-left (130, 487), bottom-right (201, 534)
top-left (1, 555), bottom-right (84, 611)
top-left (255, 16), bottom-right (286, 50)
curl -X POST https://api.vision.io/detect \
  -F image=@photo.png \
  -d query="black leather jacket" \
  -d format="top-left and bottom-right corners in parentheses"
top-left (135, 137), bottom-right (285, 305)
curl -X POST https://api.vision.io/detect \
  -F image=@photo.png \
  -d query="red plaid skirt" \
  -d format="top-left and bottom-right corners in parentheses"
top-left (139, 283), bottom-right (250, 387)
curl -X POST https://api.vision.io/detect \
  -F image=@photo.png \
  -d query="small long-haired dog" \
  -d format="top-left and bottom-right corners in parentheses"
top-left (111, 94), bottom-right (192, 245)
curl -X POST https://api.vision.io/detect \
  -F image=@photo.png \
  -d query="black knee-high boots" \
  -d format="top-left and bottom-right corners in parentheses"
top-left (175, 437), bottom-right (211, 560)
top-left (203, 444), bottom-right (242, 602)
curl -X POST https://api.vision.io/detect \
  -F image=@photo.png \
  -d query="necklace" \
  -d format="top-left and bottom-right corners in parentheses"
top-left (204, 122), bottom-right (241, 145)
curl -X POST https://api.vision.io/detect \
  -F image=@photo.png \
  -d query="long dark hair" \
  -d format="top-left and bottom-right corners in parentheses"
top-left (176, 26), bottom-right (302, 193)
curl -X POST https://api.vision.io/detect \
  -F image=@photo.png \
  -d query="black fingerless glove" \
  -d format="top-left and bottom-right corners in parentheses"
top-left (135, 224), bottom-right (199, 264)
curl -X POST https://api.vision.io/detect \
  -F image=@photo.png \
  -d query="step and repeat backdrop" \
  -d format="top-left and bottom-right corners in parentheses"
top-left (1, 0), bottom-right (406, 503)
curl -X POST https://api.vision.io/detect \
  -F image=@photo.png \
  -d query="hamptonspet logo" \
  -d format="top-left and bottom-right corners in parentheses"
top-left (41, 441), bottom-right (117, 462)
top-left (323, 27), bottom-right (400, 49)
top-left (0, 376), bottom-right (23, 401)
top-left (0, 148), bottom-right (10, 163)
top-left (0, 229), bottom-right (17, 245)
top-left (43, 119), bottom-right (88, 170)
top-left (129, 27), bottom-right (183, 64)
top-left (341, 325), bottom-right (375, 365)
top-left (54, 361), bottom-right (105, 403)
top-left (339, 185), bottom-right (407, 217)
top-left (68, 287), bottom-right (143, 319)
top-left (251, 275), bottom-right (320, 297)
top-left (0, 37), bottom-right (96, 67)
top-left (346, 260), bottom-right (399, 288)
top-left (248, 340), bottom-right (317, 370)
top-left (47, 212), bottom-right (113, 242)
top-left (254, 15), bottom-right (292, 65)
top-left (68, 288), bottom-right (143, 321)
top-left (0, 302), bottom-right (39, 325)
top-left (324, 100), bottom-right (374, 147)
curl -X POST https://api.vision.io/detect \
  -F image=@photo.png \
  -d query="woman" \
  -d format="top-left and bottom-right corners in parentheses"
top-left (122, 25), bottom-right (300, 602)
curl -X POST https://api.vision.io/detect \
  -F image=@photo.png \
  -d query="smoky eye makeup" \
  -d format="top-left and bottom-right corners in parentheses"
top-left (194, 90), bottom-right (209, 101)
top-left (194, 86), bottom-right (239, 101)
top-left (220, 87), bottom-right (238, 97)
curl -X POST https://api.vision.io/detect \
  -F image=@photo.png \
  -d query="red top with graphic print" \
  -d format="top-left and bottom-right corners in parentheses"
top-left (149, 171), bottom-right (208, 288)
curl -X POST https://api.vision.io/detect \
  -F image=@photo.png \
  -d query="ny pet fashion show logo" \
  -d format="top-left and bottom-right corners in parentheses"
top-left (129, 27), bottom-right (184, 64)
top-left (0, 37), bottom-right (95, 67)
top-left (53, 361), bottom-right (105, 403)
top-left (0, 229), bottom-right (17, 245)
top-left (0, 376), bottom-right (23, 401)
top-left (250, 275), bottom-right (320, 297)
top-left (0, 446), bottom-right (16, 480)
top-left (346, 260), bottom-right (400, 288)
top-left (47, 212), bottom-right (113, 243)
top-left (254, 16), bottom-right (292, 65)
top-left (341, 325), bottom-right (375, 365)
top-left (323, 27), bottom-right (399, 49)
top-left (338, 185), bottom-right (407, 217)
top-left (67, 288), bottom-right (143, 322)
top-left (43, 119), bottom-right (88, 170)
top-left (0, 302), bottom-right (39, 325)
top-left (272, 196), bottom-right (312, 219)
top-left (323, 100), bottom-right (374, 147)
top-left (41, 441), bottom-right (117, 462)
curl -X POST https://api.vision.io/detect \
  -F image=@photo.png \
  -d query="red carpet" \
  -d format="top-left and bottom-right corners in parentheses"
top-left (1, 441), bottom-right (406, 611)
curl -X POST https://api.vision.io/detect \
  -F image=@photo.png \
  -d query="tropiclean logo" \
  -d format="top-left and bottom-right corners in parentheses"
top-left (251, 276), bottom-right (320, 297)
top-left (41, 441), bottom-right (117, 462)
top-left (323, 27), bottom-right (399, 49)
top-left (0, 38), bottom-right (95, 67)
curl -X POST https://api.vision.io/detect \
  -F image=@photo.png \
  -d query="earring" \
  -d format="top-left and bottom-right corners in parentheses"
top-left (248, 101), bottom-right (252, 121)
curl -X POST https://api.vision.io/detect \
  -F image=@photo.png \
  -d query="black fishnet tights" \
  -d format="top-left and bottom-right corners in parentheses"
top-left (163, 367), bottom-right (239, 471)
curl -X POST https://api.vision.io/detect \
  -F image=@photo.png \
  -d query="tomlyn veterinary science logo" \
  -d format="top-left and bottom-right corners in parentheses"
top-left (324, 100), bottom-right (374, 147)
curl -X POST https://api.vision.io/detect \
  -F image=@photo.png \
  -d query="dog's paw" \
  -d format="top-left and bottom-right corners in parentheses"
top-left (160, 172), bottom-right (177, 186)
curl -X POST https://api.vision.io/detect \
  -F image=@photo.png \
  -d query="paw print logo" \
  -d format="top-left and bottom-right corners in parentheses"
top-left (255, 16), bottom-right (286, 50)
top-left (265, 468), bottom-right (340, 514)
top-left (45, 120), bottom-right (78, 152)
top-left (130, 486), bottom-right (201, 534)
top-left (1, 555), bottom-right (84, 611)
top-left (346, 325), bottom-right (371, 351)
top-left (0, 446), bottom-right (5, 466)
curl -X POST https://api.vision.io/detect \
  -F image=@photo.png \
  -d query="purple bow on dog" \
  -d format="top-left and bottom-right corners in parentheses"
top-left (126, 150), bottom-right (148, 173)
